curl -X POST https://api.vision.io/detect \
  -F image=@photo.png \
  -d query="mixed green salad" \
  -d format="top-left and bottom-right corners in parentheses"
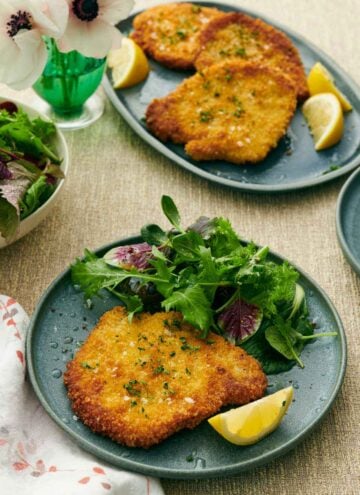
top-left (0, 101), bottom-right (63, 239)
top-left (72, 196), bottom-right (336, 374)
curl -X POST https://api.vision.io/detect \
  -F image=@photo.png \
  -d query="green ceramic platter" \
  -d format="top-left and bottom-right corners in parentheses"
top-left (26, 236), bottom-right (346, 479)
top-left (336, 166), bottom-right (360, 275)
top-left (103, 1), bottom-right (360, 193)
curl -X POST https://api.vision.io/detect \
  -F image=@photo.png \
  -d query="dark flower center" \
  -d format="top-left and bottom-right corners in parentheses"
top-left (72, 0), bottom-right (99, 22)
top-left (6, 10), bottom-right (32, 38)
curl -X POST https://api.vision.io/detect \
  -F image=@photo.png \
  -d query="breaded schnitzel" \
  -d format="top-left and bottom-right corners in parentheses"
top-left (130, 3), bottom-right (222, 70)
top-left (146, 60), bottom-right (297, 165)
top-left (64, 307), bottom-right (267, 448)
top-left (195, 12), bottom-right (309, 101)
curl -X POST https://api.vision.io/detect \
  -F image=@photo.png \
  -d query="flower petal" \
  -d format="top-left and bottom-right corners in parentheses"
top-left (59, 16), bottom-right (114, 58)
top-left (99, 0), bottom-right (134, 24)
top-left (2, 30), bottom-right (48, 89)
top-left (30, 0), bottom-right (69, 38)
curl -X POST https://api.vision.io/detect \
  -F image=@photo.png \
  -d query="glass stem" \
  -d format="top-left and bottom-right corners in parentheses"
top-left (50, 39), bottom-right (71, 111)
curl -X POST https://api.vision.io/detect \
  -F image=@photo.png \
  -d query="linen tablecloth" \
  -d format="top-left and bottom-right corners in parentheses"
top-left (0, 1), bottom-right (359, 494)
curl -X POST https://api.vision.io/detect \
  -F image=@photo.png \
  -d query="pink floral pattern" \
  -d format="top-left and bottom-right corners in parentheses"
top-left (0, 295), bottom-right (164, 495)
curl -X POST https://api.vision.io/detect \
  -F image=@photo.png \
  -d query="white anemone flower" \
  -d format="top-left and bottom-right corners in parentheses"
top-left (58, 0), bottom-right (134, 59)
top-left (0, 0), bottom-right (69, 90)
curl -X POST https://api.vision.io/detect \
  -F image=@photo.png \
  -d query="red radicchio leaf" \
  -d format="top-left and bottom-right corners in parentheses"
top-left (0, 101), bottom-right (18, 114)
top-left (0, 160), bottom-right (12, 180)
top-left (0, 177), bottom-right (30, 214)
top-left (103, 242), bottom-right (153, 270)
top-left (218, 299), bottom-right (263, 344)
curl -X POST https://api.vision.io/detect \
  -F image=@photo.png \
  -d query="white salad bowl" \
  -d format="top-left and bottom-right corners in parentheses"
top-left (0, 97), bottom-right (69, 249)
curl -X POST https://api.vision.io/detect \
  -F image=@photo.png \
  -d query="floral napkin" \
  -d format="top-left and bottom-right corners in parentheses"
top-left (0, 295), bottom-right (164, 495)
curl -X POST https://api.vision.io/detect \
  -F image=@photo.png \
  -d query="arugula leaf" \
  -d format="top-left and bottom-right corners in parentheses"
top-left (71, 255), bottom-right (136, 299)
top-left (161, 195), bottom-right (183, 232)
top-left (162, 285), bottom-right (213, 335)
top-left (177, 265), bottom-right (196, 287)
top-left (207, 217), bottom-right (241, 257)
top-left (265, 322), bottom-right (304, 368)
top-left (241, 322), bottom-right (295, 374)
top-left (31, 117), bottom-right (57, 142)
top-left (0, 114), bottom-right (60, 164)
top-left (20, 175), bottom-right (55, 220)
top-left (109, 290), bottom-right (143, 322)
top-left (141, 223), bottom-right (168, 245)
top-left (149, 256), bottom-right (176, 298)
top-left (197, 246), bottom-right (221, 301)
top-left (172, 231), bottom-right (205, 261)
top-left (72, 250), bottom-right (170, 299)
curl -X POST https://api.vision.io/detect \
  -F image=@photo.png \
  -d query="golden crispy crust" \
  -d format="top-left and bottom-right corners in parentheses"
top-left (130, 3), bottom-right (222, 70)
top-left (64, 307), bottom-right (267, 448)
top-left (194, 12), bottom-right (309, 101)
top-left (146, 60), bottom-right (297, 165)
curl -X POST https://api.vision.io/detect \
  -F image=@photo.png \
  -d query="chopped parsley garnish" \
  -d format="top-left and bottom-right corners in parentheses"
top-left (191, 5), bottom-right (201, 13)
top-left (179, 337), bottom-right (200, 352)
top-left (225, 70), bottom-right (233, 81)
top-left (322, 164), bottom-right (341, 175)
top-left (123, 380), bottom-right (141, 396)
top-left (233, 109), bottom-right (244, 118)
top-left (235, 47), bottom-right (247, 57)
top-left (153, 365), bottom-right (169, 375)
top-left (163, 381), bottom-right (175, 395)
top-left (199, 110), bottom-right (213, 122)
top-left (80, 362), bottom-right (96, 369)
top-left (176, 29), bottom-right (187, 40)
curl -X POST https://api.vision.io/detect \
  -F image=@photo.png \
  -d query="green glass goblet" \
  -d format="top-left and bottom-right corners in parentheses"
top-left (33, 38), bottom-right (106, 131)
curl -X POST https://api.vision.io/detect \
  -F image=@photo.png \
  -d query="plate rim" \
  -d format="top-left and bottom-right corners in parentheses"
top-left (103, 0), bottom-right (360, 194)
top-left (26, 235), bottom-right (347, 479)
top-left (336, 165), bottom-right (360, 274)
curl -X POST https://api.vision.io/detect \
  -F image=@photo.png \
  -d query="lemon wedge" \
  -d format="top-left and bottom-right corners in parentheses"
top-left (108, 38), bottom-right (149, 89)
top-left (302, 93), bottom-right (344, 150)
top-left (208, 386), bottom-right (293, 446)
top-left (307, 62), bottom-right (352, 112)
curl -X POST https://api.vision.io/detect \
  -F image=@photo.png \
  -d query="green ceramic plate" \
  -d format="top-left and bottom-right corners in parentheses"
top-left (26, 236), bottom-right (346, 479)
top-left (103, 1), bottom-right (360, 193)
top-left (336, 166), bottom-right (360, 274)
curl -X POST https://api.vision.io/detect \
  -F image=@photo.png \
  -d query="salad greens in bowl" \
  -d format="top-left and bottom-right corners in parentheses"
top-left (0, 97), bottom-right (68, 248)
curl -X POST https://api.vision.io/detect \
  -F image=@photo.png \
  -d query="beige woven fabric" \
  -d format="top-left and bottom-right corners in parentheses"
top-left (1, 1), bottom-right (359, 493)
